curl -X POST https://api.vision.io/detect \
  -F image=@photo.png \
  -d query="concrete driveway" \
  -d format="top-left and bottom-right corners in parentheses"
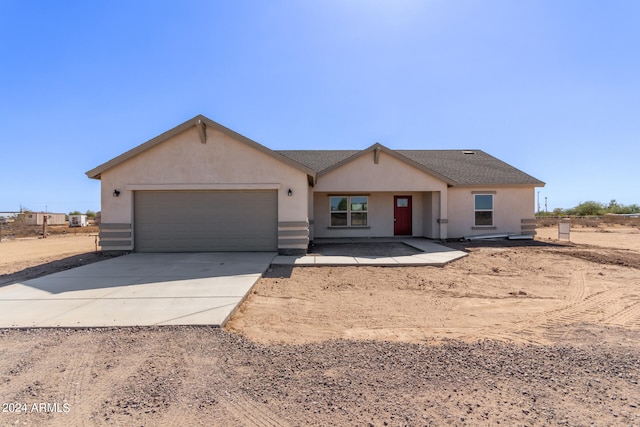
top-left (0, 252), bottom-right (276, 328)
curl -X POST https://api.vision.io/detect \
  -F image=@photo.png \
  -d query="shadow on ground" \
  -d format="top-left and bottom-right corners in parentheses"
top-left (443, 238), bottom-right (572, 252)
top-left (308, 242), bottom-right (422, 257)
top-left (264, 265), bottom-right (295, 278)
top-left (0, 252), bottom-right (118, 287)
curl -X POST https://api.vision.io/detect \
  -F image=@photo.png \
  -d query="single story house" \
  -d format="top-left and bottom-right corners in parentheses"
top-left (86, 115), bottom-right (544, 254)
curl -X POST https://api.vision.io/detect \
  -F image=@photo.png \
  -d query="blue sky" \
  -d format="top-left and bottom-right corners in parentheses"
top-left (1, 0), bottom-right (638, 214)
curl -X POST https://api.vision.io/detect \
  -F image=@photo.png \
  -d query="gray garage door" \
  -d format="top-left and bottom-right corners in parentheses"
top-left (134, 190), bottom-right (277, 252)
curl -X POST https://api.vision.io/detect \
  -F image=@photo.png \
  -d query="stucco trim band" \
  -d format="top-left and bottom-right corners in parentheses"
top-left (278, 238), bottom-right (309, 246)
top-left (278, 221), bottom-right (309, 228)
top-left (99, 231), bottom-right (132, 239)
top-left (277, 220), bottom-right (309, 252)
top-left (98, 223), bottom-right (132, 250)
top-left (100, 240), bottom-right (133, 247)
top-left (100, 223), bottom-right (132, 230)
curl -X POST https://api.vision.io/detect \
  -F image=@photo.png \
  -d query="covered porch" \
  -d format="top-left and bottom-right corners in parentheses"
top-left (310, 191), bottom-right (447, 240)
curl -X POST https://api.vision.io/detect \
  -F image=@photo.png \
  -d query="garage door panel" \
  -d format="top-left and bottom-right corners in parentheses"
top-left (134, 190), bottom-right (277, 252)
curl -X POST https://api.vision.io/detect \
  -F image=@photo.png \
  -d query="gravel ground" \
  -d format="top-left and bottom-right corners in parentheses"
top-left (1, 326), bottom-right (639, 426)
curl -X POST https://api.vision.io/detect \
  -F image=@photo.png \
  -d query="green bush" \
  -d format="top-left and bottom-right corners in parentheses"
top-left (574, 201), bottom-right (605, 216)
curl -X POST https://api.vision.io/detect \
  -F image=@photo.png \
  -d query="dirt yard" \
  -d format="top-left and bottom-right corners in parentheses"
top-left (0, 234), bottom-right (106, 287)
top-left (229, 225), bottom-right (640, 345)
top-left (1, 226), bottom-right (640, 426)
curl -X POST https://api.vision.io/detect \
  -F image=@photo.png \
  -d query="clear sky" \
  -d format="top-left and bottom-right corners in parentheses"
top-left (1, 1), bottom-right (638, 215)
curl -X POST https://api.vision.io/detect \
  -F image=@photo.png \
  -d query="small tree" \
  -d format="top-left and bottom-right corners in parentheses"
top-left (574, 201), bottom-right (605, 216)
top-left (85, 210), bottom-right (96, 218)
top-left (69, 211), bottom-right (82, 216)
top-left (608, 199), bottom-right (621, 213)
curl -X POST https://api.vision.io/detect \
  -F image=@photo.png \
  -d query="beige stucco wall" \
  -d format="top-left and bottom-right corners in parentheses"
top-left (447, 186), bottom-right (537, 238)
top-left (313, 150), bottom-right (449, 193)
top-left (100, 126), bottom-right (308, 222)
top-left (422, 191), bottom-right (441, 239)
top-left (308, 187), bottom-right (315, 240)
top-left (99, 126), bottom-right (309, 250)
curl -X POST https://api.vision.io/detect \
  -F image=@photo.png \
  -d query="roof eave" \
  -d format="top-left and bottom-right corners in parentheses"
top-left (451, 181), bottom-right (546, 188)
top-left (85, 117), bottom-right (199, 179)
top-left (86, 115), bottom-right (316, 180)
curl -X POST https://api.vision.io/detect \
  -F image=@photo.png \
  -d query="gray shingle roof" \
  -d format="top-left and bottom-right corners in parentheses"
top-left (275, 150), bottom-right (360, 173)
top-left (277, 148), bottom-right (544, 186)
top-left (398, 150), bottom-right (544, 185)
top-left (86, 113), bottom-right (543, 187)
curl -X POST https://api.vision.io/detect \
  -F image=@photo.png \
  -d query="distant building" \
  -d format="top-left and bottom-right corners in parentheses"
top-left (605, 213), bottom-right (640, 219)
top-left (69, 214), bottom-right (88, 227)
top-left (19, 212), bottom-right (67, 226)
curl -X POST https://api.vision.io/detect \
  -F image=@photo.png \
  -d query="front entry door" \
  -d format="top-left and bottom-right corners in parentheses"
top-left (394, 196), bottom-right (412, 235)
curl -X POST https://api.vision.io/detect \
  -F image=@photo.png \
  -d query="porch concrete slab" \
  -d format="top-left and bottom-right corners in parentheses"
top-left (354, 257), bottom-right (398, 265)
top-left (312, 237), bottom-right (399, 244)
top-left (314, 256), bottom-right (359, 265)
top-left (0, 252), bottom-right (276, 328)
top-left (272, 238), bottom-right (467, 266)
top-left (415, 252), bottom-right (464, 262)
top-left (271, 255), bottom-right (316, 265)
top-left (400, 238), bottom-right (461, 253)
top-left (389, 255), bottom-right (441, 265)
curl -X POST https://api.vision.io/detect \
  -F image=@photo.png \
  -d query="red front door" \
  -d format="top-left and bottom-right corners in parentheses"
top-left (394, 196), bottom-right (412, 235)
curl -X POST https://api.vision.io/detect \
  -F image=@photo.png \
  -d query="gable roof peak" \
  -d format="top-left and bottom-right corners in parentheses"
top-left (86, 114), bottom-right (315, 179)
top-left (366, 142), bottom-right (388, 150)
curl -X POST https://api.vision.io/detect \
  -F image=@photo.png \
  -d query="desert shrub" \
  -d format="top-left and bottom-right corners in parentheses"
top-left (571, 217), bottom-right (601, 228)
top-left (607, 200), bottom-right (640, 215)
top-left (0, 224), bottom-right (99, 239)
top-left (537, 216), bottom-right (608, 228)
top-left (602, 215), bottom-right (640, 227)
top-left (537, 217), bottom-right (561, 228)
top-left (574, 201), bottom-right (605, 216)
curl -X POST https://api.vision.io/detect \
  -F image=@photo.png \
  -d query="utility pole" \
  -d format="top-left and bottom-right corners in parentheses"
top-left (537, 191), bottom-right (540, 214)
top-left (42, 214), bottom-right (48, 239)
top-left (545, 197), bottom-right (548, 213)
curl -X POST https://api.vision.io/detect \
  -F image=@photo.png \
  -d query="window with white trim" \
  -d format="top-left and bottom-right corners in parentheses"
top-left (330, 196), bottom-right (368, 227)
top-left (474, 194), bottom-right (493, 226)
